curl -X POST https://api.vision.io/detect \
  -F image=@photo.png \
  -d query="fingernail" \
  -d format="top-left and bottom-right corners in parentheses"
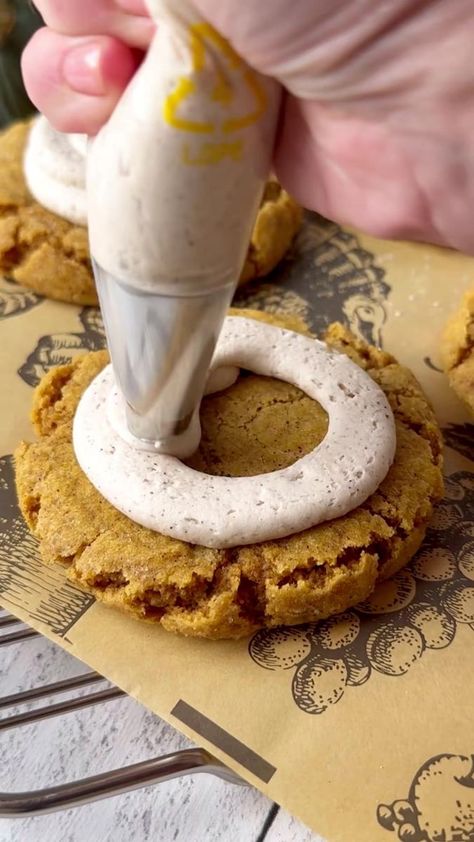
top-left (63, 42), bottom-right (105, 96)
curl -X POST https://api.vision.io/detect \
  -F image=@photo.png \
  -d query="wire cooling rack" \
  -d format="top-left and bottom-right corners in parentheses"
top-left (0, 609), bottom-right (244, 818)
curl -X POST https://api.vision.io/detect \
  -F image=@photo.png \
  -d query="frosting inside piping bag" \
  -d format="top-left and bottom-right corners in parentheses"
top-left (86, 0), bottom-right (281, 294)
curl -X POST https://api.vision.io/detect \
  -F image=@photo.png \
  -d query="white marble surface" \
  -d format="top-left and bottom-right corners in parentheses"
top-left (0, 618), bottom-right (324, 842)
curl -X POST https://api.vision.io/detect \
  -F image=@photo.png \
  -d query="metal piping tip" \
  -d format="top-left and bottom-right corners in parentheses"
top-left (93, 261), bottom-right (235, 458)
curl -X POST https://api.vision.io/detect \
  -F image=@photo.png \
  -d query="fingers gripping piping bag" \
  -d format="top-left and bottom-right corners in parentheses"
top-left (87, 0), bottom-right (281, 458)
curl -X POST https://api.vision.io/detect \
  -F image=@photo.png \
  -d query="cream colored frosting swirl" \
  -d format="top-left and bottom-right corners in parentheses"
top-left (24, 116), bottom-right (88, 225)
top-left (73, 317), bottom-right (396, 549)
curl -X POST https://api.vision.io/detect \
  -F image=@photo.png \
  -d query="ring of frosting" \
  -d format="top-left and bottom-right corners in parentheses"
top-left (73, 317), bottom-right (396, 549)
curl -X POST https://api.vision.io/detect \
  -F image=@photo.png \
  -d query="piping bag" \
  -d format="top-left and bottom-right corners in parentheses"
top-left (87, 0), bottom-right (281, 458)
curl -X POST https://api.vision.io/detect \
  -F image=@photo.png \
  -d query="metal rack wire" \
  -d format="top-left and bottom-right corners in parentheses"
top-left (0, 609), bottom-right (244, 818)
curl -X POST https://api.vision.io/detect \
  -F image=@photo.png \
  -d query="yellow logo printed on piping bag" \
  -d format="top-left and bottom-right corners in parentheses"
top-left (163, 23), bottom-right (267, 137)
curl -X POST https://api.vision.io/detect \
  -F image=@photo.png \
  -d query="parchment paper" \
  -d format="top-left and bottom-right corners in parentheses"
top-left (1, 213), bottom-right (473, 842)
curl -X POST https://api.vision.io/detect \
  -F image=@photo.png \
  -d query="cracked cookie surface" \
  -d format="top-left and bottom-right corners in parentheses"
top-left (15, 309), bottom-right (444, 639)
top-left (0, 120), bottom-right (302, 306)
top-left (440, 289), bottom-right (474, 416)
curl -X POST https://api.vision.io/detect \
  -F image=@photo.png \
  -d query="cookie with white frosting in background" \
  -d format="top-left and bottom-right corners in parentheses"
top-left (440, 288), bottom-right (474, 416)
top-left (15, 309), bottom-right (444, 640)
top-left (0, 118), bottom-right (302, 306)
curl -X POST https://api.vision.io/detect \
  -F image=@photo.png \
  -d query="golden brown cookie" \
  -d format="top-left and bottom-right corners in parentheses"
top-left (0, 120), bottom-right (302, 306)
top-left (440, 289), bottom-right (474, 416)
top-left (15, 310), bottom-right (444, 639)
top-left (238, 181), bottom-right (302, 285)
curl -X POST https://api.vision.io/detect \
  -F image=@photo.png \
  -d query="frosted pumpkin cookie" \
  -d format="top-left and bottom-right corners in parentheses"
top-left (440, 289), bottom-right (474, 416)
top-left (0, 118), bottom-right (302, 306)
top-left (15, 310), bottom-right (444, 639)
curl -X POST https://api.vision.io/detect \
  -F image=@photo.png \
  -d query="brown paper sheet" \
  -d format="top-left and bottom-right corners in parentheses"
top-left (1, 214), bottom-right (473, 842)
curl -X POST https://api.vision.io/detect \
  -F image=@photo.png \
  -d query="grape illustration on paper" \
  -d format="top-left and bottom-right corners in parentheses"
top-left (249, 471), bottom-right (474, 715)
top-left (377, 753), bottom-right (474, 842)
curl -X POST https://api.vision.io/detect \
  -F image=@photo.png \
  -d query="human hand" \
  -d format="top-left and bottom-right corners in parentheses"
top-left (22, 1), bottom-right (154, 135)
top-left (22, 0), bottom-right (474, 253)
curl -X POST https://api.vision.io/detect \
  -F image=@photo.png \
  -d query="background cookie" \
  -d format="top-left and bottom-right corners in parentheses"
top-left (239, 181), bottom-right (302, 285)
top-left (0, 121), bottom-right (93, 304)
top-left (441, 289), bottom-right (474, 415)
top-left (15, 310), bottom-right (444, 639)
top-left (0, 120), bottom-right (302, 306)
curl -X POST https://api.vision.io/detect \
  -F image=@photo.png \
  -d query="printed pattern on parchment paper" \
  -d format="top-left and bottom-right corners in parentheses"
top-left (0, 276), bottom-right (42, 321)
top-left (249, 471), bottom-right (474, 715)
top-left (377, 752), bottom-right (474, 842)
top-left (235, 213), bottom-right (391, 346)
top-left (18, 307), bottom-right (105, 387)
top-left (443, 424), bottom-right (474, 464)
top-left (0, 454), bottom-right (95, 636)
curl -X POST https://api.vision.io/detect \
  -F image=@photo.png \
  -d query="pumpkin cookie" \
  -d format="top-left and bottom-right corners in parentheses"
top-left (440, 289), bottom-right (474, 415)
top-left (15, 310), bottom-right (444, 639)
top-left (0, 119), bottom-right (302, 306)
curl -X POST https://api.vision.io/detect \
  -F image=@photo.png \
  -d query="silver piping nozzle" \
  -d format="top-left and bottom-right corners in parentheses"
top-left (94, 261), bottom-right (235, 458)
